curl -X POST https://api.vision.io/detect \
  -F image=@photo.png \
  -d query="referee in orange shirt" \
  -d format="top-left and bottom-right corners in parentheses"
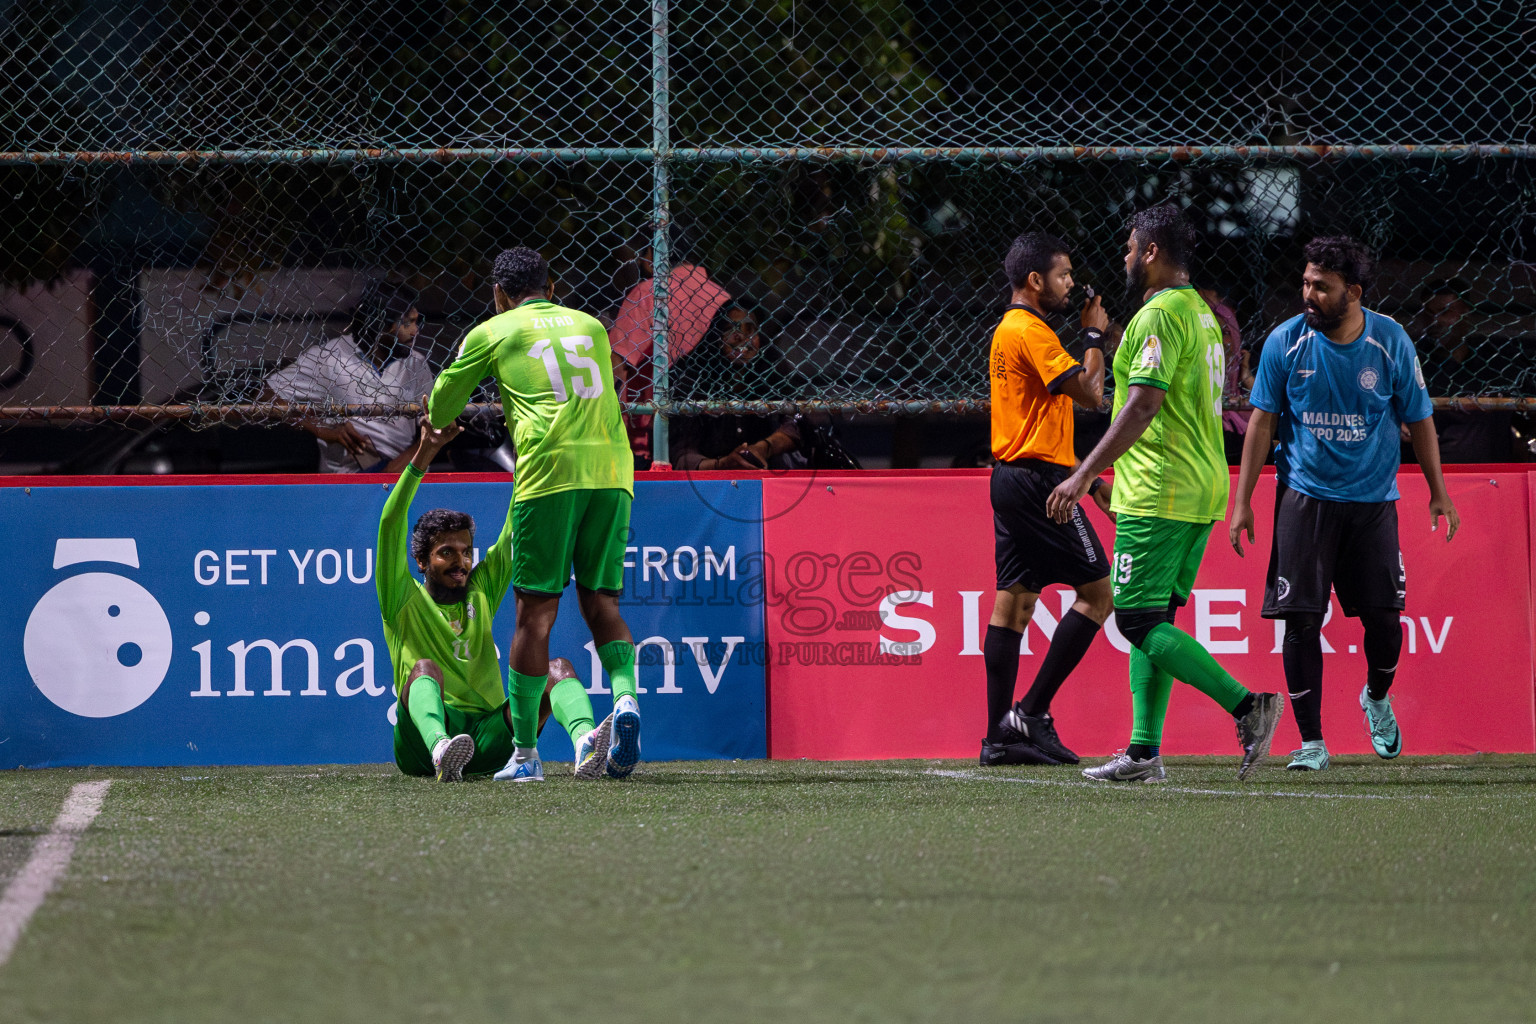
top-left (982, 232), bottom-right (1114, 766)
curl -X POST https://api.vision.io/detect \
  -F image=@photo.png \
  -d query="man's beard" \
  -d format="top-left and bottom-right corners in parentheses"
top-left (1041, 288), bottom-right (1072, 315)
top-left (1125, 253), bottom-right (1146, 299)
top-left (1303, 299), bottom-right (1347, 332)
top-left (425, 575), bottom-right (469, 605)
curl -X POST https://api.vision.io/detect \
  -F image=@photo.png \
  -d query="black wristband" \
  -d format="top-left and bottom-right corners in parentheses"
top-left (1083, 329), bottom-right (1105, 352)
top-left (1088, 478), bottom-right (1103, 496)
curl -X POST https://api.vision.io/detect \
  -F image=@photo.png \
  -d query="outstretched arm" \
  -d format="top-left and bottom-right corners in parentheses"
top-left (377, 419), bottom-right (464, 619)
top-left (428, 324), bottom-right (497, 428)
top-left (1046, 384), bottom-right (1165, 523)
top-left (1229, 409), bottom-right (1278, 556)
top-left (1407, 416), bottom-right (1459, 541)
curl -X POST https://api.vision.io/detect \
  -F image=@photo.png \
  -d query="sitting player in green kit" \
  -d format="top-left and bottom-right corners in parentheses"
top-left (378, 417), bottom-right (613, 782)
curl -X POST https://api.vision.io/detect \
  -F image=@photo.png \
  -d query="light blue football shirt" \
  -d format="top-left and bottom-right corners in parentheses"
top-left (1250, 310), bottom-right (1432, 502)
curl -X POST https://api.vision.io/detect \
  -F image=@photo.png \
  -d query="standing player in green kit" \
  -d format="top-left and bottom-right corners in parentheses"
top-left (428, 247), bottom-right (642, 782)
top-left (1047, 205), bottom-right (1283, 782)
top-left (379, 418), bottom-right (612, 782)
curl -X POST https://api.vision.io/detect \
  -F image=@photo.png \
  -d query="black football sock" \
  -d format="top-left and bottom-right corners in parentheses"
top-left (1019, 609), bottom-right (1100, 716)
top-left (1230, 693), bottom-right (1256, 721)
top-left (1282, 614), bottom-right (1325, 742)
top-left (983, 624), bottom-right (1023, 742)
top-left (1360, 608), bottom-right (1404, 701)
top-left (1127, 743), bottom-right (1159, 760)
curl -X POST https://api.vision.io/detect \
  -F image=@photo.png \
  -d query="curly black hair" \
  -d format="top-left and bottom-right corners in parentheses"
top-left (492, 246), bottom-right (549, 299)
top-left (1128, 203), bottom-right (1197, 270)
top-left (410, 509), bottom-right (475, 565)
top-left (1003, 232), bottom-right (1071, 290)
top-left (1304, 236), bottom-right (1377, 298)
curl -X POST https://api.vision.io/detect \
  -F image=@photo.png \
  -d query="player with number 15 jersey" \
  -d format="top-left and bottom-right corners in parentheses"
top-left (434, 295), bottom-right (633, 505)
top-left (429, 247), bottom-right (642, 784)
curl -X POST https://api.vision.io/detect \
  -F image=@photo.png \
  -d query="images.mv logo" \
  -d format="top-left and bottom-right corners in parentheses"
top-left (24, 538), bottom-right (173, 718)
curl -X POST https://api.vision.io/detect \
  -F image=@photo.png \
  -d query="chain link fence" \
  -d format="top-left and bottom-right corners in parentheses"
top-left (1, 0), bottom-right (1533, 470)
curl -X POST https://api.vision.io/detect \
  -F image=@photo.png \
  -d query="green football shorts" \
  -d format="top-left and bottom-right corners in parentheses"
top-left (1111, 514), bottom-right (1216, 610)
top-left (394, 677), bottom-right (516, 778)
top-left (511, 487), bottom-right (631, 596)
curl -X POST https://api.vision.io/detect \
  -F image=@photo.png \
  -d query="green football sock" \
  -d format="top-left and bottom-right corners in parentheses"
top-left (1128, 647), bottom-right (1174, 747)
top-left (597, 640), bottom-right (638, 703)
top-left (508, 669), bottom-right (547, 749)
top-left (549, 675), bottom-right (595, 746)
top-left (406, 675), bottom-right (449, 754)
top-left (1142, 622), bottom-right (1249, 713)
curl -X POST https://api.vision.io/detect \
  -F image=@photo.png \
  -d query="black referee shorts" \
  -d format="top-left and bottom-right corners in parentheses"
top-left (1261, 483), bottom-right (1405, 618)
top-left (992, 458), bottom-right (1109, 593)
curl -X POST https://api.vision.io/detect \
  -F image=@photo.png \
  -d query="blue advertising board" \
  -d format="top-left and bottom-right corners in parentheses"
top-left (0, 478), bottom-right (766, 768)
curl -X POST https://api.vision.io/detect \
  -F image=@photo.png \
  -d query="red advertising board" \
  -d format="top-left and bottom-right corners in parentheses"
top-left (763, 470), bottom-right (1536, 759)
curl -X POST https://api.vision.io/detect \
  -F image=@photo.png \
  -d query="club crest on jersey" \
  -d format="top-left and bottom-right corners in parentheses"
top-left (1139, 335), bottom-right (1162, 369)
top-left (1358, 367), bottom-right (1380, 393)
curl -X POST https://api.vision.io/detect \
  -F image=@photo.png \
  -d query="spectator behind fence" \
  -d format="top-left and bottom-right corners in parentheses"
top-left (264, 281), bottom-right (435, 473)
top-left (610, 223), bottom-right (733, 467)
top-left (1410, 278), bottom-right (1513, 462)
top-left (668, 303), bottom-right (805, 471)
top-left (1198, 280), bottom-right (1249, 463)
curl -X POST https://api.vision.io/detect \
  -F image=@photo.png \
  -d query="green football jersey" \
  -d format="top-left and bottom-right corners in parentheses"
top-left (377, 464), bottom-right (514, 713)
top-left (1109, 285), bottom-right (1230, 523)
top-left (429, 299), bottom-right (635, 501)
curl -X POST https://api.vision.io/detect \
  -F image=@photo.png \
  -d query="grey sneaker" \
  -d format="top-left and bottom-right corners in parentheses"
top-left (574, 713), bottom-right (614, 779)
top-left (431, 734), bottom-right (474, 783)
top-left (1082, 752), bottom-right (1166, 783)
top-left (1236, 692), bottom-right (1284, 780)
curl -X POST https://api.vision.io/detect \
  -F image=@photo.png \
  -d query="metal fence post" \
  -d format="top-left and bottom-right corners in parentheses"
top-left (650, 0), bottom-right (671, 466)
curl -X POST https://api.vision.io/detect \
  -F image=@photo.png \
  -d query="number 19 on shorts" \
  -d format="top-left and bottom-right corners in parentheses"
top-left (1114, 552), bottom-right (1134, 586)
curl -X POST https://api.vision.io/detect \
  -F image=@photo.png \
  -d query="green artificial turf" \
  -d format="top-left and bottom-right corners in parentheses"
top-left (2, 757), bottom-right (1534, 1023)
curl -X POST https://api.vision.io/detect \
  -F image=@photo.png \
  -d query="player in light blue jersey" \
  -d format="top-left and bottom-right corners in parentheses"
top-left (1230, 236), bottom-right (1459, 769)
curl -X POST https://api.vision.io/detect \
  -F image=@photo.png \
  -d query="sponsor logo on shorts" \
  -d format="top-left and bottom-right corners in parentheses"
top-left (1358, 367), bottom-right (1380, 392)
top-left (1297, 368), bottom-right (1316, 378)
top-left (1276, 576), bottom-right (1292, 601)
top-left (1072, 507), bottom-right (1098, 563)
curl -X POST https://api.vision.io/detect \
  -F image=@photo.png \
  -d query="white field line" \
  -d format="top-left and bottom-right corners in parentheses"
top-left (0, 780), bottom-right (112, 966)
top-left (928, 768), bottom-right (1433, 801)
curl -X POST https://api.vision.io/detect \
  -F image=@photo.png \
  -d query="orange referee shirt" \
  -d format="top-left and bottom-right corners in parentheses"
top-left (989, 304), bottom-right (1083, 468)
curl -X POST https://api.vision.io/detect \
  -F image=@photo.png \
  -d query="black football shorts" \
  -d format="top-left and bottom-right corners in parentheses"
top-left (992, 458), bottom-right (1109, 593)
top-left (1261, 483), bottom-right (1405, 618)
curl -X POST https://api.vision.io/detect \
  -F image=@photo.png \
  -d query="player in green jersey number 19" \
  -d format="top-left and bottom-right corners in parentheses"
top-left (378, 417), bottom-right (613, 782)
top-left (428, 248), bottom-right (642, 782)
top-left (1046, 205), bottom-right (1283, 782)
